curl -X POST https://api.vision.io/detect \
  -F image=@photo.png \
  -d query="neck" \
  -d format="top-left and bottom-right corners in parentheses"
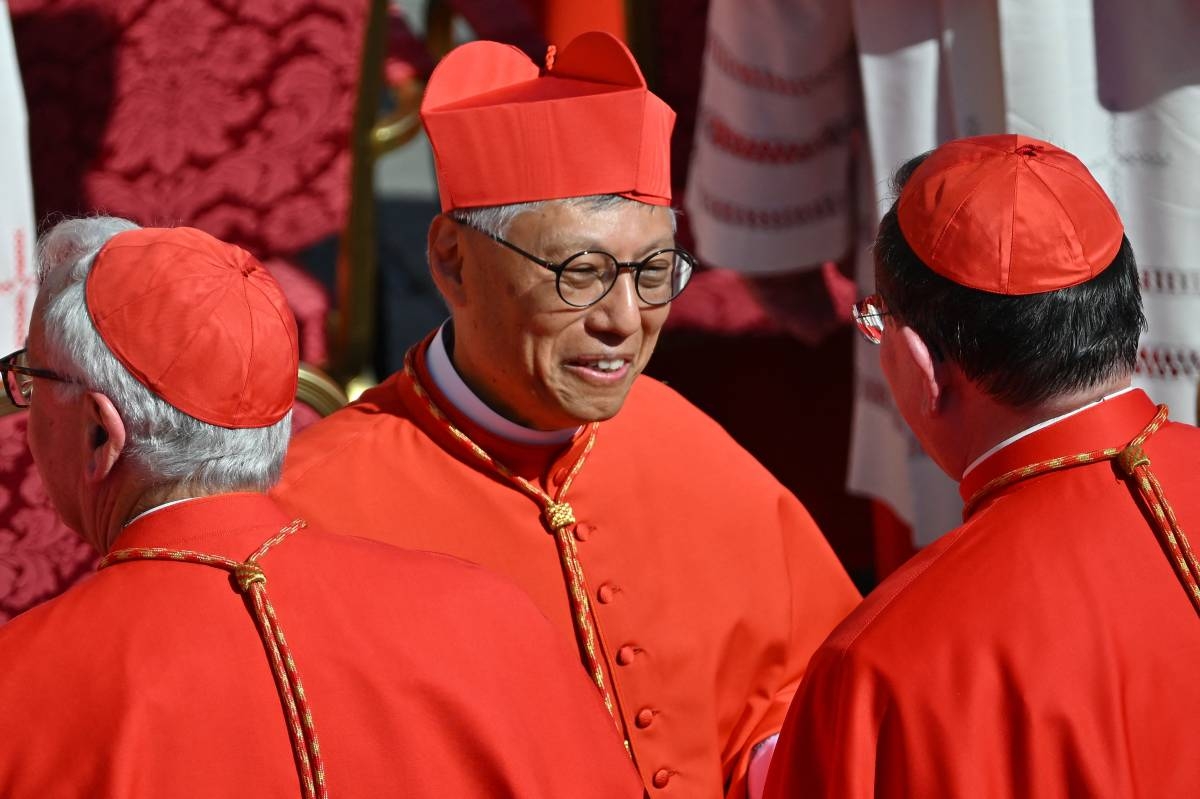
top-left (87, 478), bottom-right (235, 553)
top-left (948, 376), bottom-right (1133, 480)
top-left (431, 322), bottom-right (578, 444)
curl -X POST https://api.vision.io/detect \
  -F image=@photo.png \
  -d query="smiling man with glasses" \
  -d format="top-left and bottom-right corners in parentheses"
top-left (766, 135), bottom-right (1200, 798)
top-left (275, 31), bottom-right (859, 799)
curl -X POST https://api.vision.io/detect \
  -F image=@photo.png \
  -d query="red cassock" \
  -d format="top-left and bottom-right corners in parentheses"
top-left (0, 493), bottom-right (642, 797)
top-left (274, 335), bottom-right (860, 798)
top-left (765, 389), bottom-right (1200, 797)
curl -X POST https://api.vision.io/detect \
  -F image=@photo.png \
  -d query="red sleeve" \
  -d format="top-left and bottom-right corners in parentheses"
top-left (725, 496), bottom-right (862, 798)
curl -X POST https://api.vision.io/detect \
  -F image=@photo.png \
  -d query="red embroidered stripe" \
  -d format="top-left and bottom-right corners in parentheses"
top-left (697, 187), bottom-right (845, 231)
top-left (703, 111), bottom-right (858, 164)
top-left (1137, 346), bottom-right (1200, 380)
top-left (1140, 268), bottom-right (1200, 296)
top-left (708, 35), bottom-right (855, 97)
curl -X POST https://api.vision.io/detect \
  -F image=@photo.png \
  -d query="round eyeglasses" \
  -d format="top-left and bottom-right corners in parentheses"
top-left (852, 294), bottom-right (889, 344)
top-left (456, 219), bottom-right (695, 308)
top-left (0, 348), bottom-right (76, 407)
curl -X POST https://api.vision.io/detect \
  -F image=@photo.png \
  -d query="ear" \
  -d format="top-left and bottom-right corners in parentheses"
top-left (83, 391), bottom-right (126, 483)
top-left (895, 326), bottom-right (945, 417)
top-left (428, 214), bottom-right (467, 308)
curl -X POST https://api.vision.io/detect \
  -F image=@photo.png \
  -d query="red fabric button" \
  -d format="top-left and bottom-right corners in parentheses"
top-left (616, 645), bottom-right (636, 665)
top-left (652, 769), bottom-right (671, 789)
top-left (574, 523), bottom-right (593, 542)
top-left (597, 584), bottom-right (615, 604)
top-left (635, 708), bottom-right (654, 728)
top-left (553, 467), bottom-right (569, 484)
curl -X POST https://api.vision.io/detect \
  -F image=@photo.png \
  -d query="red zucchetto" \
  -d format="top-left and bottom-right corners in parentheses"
top-left (897, 134), bottom-right (1125, 295)
top-left (85, 227), bottom-right (298, 428)
top-left (420, 30), bottom-right (675, 212)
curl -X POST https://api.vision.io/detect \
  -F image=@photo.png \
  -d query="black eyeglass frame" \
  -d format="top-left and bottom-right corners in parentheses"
top-left (454, 218), bottom-right (696, 309)
top-left (0, 348), bottom-right (76, 407)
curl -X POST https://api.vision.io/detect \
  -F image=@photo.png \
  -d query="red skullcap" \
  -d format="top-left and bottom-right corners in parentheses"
top-left (420, 31), bottom-right (675, 211)
top-left (897, 134), bottom-right (1124, 295)
top-left (85, 227), bottom-right (298, 428)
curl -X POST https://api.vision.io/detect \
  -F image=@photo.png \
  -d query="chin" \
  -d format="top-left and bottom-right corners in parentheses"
top-left (559, 401), bottom-right (625, 426)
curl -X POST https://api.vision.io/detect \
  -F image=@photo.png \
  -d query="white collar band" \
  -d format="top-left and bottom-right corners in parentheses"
top-left (961, 386), bottom-right (1136, 479)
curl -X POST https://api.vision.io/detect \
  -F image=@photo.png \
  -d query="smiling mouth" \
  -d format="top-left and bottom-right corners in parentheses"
top-left (565, 357), bottom-right (633, 382)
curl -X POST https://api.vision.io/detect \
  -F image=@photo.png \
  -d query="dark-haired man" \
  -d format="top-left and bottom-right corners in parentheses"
top-left (764, 135), bottom-right (1200, 797)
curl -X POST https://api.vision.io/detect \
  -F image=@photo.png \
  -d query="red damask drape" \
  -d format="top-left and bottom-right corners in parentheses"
top-left (9, 0), bottom-right (372, 363)
top-left (2, 0), bottom-right (373, 621)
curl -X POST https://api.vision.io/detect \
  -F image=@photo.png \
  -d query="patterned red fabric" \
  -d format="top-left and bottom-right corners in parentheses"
top-left (7, 0), bottom-right (368, 364)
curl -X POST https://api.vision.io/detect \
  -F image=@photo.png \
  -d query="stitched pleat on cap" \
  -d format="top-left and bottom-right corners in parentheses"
top-left (897, 134), bottom-right (1124, 295)
top-left (86, 227), bottom-right (298, 428)
top-left (421, 31), bottom-right (675, 211)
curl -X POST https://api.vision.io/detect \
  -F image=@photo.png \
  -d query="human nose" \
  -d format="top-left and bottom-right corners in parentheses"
top-left (586, 271), bottom-right (642, 338)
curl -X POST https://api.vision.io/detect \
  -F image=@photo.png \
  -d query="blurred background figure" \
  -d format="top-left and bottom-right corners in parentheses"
top-left (0, 1), bottom-right (35, 358)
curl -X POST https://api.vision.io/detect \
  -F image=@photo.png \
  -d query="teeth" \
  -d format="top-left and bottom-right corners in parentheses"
top-left (595, 359), bottom-right (625, 372)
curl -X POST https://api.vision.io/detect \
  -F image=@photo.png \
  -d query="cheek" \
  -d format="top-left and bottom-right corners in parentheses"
top-left (879, 337), bottom-right (923, 429)
top-left (528, 303), bottom-right (585, 341)
top-left (637, 307), bottom-right (669, 357)
top-left (27, 404), bottom-right (64, 473)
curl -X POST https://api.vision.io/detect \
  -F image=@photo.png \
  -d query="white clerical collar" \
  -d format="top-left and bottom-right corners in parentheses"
top-left (125, 496), bottom-right (202, 527)
top-left (426, 322), bottom-right (580, 446)
top-left (961, 386), bottom-right (1136, 479)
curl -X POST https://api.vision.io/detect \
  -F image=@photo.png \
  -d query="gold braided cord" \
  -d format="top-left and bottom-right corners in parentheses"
top-left (962, 406), bottom-right (1167, 517)
top-left (99, 520), bottom-right (328, 799)
top-left (401, 349), bottom-right (627, 736)
top-left (964, 405), bottom-right (1200, 616)
top-left (1132, 461), bottom-right (1200, 609)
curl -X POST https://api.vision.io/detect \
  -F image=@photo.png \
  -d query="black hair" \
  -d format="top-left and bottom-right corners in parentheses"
top-left (875, 152), bottom-right (1145, 408)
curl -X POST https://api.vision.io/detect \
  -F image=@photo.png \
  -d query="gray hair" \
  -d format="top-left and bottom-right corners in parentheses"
top-left (450, 194), bottom-right (677, 237)
top-left (35, 216), bottom-right (292, 493)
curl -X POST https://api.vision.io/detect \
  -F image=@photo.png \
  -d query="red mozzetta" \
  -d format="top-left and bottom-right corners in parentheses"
top-left (275, 335), bottom-right (860, 797)
top-left (0, 493), bottom-right (641, 797)
top-left (765, 390), bottom-right (1200, 797)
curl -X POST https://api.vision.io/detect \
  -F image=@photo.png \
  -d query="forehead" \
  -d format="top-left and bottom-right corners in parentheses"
top-left (511, 199), bottom-right (675, 255)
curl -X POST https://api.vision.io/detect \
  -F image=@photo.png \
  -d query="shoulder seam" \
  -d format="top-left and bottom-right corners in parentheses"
top-left (282, 410), bottom-right (399, 489)
top-left (829, 518), bottom-right (975, 654)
